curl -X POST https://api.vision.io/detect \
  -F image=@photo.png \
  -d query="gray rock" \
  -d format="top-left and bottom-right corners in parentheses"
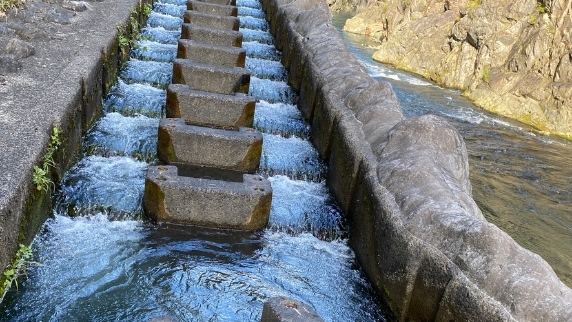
top-left (5, 38), bottom-right (35, 58)
top-left (44, 10), bottom-right (71, 24)
top-left (0, 55), bottom-right (22, 74)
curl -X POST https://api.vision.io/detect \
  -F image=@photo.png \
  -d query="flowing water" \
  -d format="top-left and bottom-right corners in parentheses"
top-left (0, 3), bottom-right (387, 321)
top-left (331, 13), bottom-right (572, 287)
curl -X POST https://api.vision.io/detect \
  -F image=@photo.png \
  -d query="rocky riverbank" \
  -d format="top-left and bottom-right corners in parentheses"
top-left (342, 0), bottom-right (572, 139)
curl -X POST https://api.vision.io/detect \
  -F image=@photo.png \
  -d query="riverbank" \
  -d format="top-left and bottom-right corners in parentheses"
top-left (342, 0), bottom-right (572, 140)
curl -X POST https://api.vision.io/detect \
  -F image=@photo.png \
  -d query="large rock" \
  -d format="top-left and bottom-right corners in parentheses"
top-left (343, 0), bottom-right (572, 139)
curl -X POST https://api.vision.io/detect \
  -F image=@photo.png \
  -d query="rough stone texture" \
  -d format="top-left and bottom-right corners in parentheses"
top-left (0, 0), bottom-right (144, 294)
top-left (188, 0), bottom-right (238, 17)
top-left (343, 0), bottom-right (572, 139)
top-left (183, 10), bottom-right (240, 31)
top-left (260, 296), bottom-right (324, 322)
top-left (157, 118), bottom-right (263, 172)
top-left (144, 165), bottom-right (271, 230)
top-left (172, 58), bottom-right (251, 95)
top-left (200, 0), bottom-right (237, 6)
top-left (166, 84), bottom-right (255, 128)
top-left (181, 23), bottom-right (243, 47)
top-left (177, 39), bottom-right (246, 68)
top-left (261, 0), bottom-right (572, 320)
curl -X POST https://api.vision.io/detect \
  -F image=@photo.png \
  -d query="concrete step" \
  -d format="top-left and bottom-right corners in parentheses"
top-left (183, 10), bottom-right (239, 31)
top-left (177, 39), bottom-right (246, 68)
top-left (166, 84), bottom-right (255, 128)
top-left (157, 118), bottom-right (262, 172)
top-left (144, 165), bottom-right (271, 231)
top-left (172, 58), bottom-right (250, 95)
top-left (181, 23), bottom-right (242, 47)
top-left (198, 0), bottom-right (236, 6)
top-left (188, 0), bottom-right (237, 17)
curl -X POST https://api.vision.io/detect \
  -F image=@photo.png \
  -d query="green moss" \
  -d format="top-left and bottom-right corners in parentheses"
top-left (482, 67), bottom-right (490, 83)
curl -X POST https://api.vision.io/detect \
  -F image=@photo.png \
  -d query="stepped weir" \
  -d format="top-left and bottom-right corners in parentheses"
top-left (1, 0), bottom-right (572, 320)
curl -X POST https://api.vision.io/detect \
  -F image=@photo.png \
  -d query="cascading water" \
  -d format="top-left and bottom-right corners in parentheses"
top-left (331, 13), bottom-right (572, 288)
top-left (0, 3), bottom-right (387, 321)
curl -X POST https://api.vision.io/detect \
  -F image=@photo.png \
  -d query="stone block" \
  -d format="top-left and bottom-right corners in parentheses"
top-left (157, 118), bottom-right (262, 172)
top-left (197, 0), bottom-right (236, 6)
top-left (260, 296), bottom-right (323, 322)
top-left (177, 39), bottom-right (246, 68)
top-left (188, 0), bottom-right (238, 17)
top-left (183, 10), bottom-right (239, 31)
top-left (166, 84), bottom-right (255, 128)
top-left (181, 23), bottom-right (242, 48)
top-left (144, 165), bottom-right (271, 231)
top-left (172, 58), bottom-right (250, 95)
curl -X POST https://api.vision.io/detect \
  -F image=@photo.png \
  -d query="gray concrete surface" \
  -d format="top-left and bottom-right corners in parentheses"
top-left (177, 39), bottom-right (246, 68)
top-left (0, 0), bottom-right (143, 290)
top-left (181, 23), bottom-right (243, 47)
top-left (172, 58), bottom-right (251, 95)
top-left (188, 1), bottom-right (238, 16)
top-left (144, 165), bottom-right (272, 230)
top-left (166, 84), bottom-right (255, 128)
top-left (183, 10), bottom-right (240, 31)
top-left (158, 118), bottom-right (263, 172)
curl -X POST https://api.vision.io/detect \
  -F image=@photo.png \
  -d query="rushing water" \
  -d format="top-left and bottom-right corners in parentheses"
top-left (0, 3), bottom-right (387, 321)
top-left (331, 13), bottom-right (572, 287)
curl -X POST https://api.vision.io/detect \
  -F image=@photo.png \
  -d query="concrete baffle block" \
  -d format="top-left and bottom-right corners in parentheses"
top-left (144, 165), bottom-right (272, 231)
top-left (260, 296), bottom-right (324, 322)
top-left (188, 0), bottom-right (238, 16)
top-left (172, 58), bottom-right (250, 95)
top-left (158, 118), bottom-right (262, 172)
top-left (181, 23), bottom-right (243, 47)
top-left (196, 0), bottom-right (236, 6)
top-left (167, 84), bottom-right (255, 128)
top-left (177, 39), bottom-right (246, 68)
top-left (183, 11), bottom-right (240, 31)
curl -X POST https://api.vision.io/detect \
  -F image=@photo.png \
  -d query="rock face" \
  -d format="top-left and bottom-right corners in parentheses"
top-left (343, 0), bottom-right (572, 139)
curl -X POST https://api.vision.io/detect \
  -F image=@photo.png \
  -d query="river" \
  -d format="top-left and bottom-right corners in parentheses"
top-left (331, 12), bottom-right (572, 287)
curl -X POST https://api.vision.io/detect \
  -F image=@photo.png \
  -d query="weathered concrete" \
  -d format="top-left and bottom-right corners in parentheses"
top-left (144, 165), bottom-right (271, 230)
top-left (158, 118), bottom-right (262, 172)
top-left (181, 23), bottom-right (243, 47)
top-left (188, 1), bottom-right (238, 17)
top-left (260, 296), bottom-right (323, 322)
top-left (166, 84), bottom-right (255, 128)
top-left (172, 58), bottom-right (250, 95)
top-left (261, 0), bottom-right (572, 320)
top-left (0, 0), bottom-right (145, 294)
top-left (199, 0), bottom-right (237, 6)
top-left (183, 10), bottom-right (239, 31)
top-left (177, 39), bottom-right (246, 68)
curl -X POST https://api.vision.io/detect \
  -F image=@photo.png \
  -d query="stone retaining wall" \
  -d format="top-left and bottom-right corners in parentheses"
top-left (260, 0), bottom-right (572, 320)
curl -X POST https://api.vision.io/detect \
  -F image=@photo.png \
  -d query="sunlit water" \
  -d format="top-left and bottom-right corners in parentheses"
top-left (331, 13), bottom-right (572, 287)
top-left (0, 3), bottom-right (387, 321)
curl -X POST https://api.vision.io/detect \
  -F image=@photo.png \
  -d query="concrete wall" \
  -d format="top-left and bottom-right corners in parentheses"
top-left (0, 0), bottom-right (148, 296)
top-left (259, 0), bottom-right (572, 320)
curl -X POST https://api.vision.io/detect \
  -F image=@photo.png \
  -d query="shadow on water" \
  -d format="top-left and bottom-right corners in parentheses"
top-left (332, 12), bottom-right (572, 287)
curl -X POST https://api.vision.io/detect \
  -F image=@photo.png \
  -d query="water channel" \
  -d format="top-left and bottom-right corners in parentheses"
top-left (0, 2), bottom-right (387, 321)
top-left (2, 3), bottom-right (571, 321)
top-left (330, 13), bottom-right (572, 287)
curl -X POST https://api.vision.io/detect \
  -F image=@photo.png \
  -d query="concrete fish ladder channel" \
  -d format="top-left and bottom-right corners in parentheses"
top-left (143, 0), bottom-right (273, 231)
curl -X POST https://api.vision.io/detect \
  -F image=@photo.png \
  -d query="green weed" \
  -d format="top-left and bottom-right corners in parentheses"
top-left (33, 127), bottom-right (61, 192)
top-left (2, 244), bottom-right (42, 292)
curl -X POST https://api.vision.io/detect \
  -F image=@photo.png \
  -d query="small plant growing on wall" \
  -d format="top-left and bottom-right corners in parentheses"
top-left (1, 244), bottom-right (42, 299)
top-left (32, 127), bottom-right (61, 192)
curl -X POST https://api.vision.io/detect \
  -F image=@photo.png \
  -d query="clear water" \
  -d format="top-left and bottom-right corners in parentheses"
top-left (0, 3), bottom-right (387, 321)
top-left (331, 13), bottom-right (572, 287)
